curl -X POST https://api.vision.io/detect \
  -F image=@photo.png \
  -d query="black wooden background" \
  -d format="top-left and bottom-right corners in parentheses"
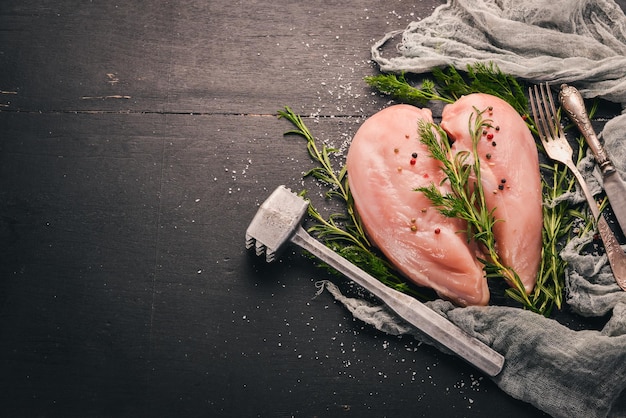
top-left (2, 1), bottom-right (625, 417)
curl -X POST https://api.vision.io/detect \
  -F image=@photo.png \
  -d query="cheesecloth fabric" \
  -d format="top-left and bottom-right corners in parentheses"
top-left (316, 1), bottom-right (626, 417)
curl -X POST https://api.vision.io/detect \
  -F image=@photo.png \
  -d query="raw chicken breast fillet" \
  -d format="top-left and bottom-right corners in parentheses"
top-left (346, 104), bottom-right (489, 306)
top-left (441, 94), bottom-right (542, 293)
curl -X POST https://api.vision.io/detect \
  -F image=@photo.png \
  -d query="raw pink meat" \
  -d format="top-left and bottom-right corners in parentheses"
top-left (441, 94), bottom-right (542, 293)
top-left (346, 97), bottom-right (543, 306)
top-left (346, 104), bottom-right (489, 306)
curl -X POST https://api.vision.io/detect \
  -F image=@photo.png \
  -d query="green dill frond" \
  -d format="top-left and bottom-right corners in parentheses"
top-left (367, 63), bottom-right (527, 115)
top-left (365, 72), bottom-right (454, 105)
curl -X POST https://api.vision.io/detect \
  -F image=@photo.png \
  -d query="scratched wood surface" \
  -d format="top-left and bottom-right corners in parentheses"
top-left (2, 1), bottom-right (625, 417)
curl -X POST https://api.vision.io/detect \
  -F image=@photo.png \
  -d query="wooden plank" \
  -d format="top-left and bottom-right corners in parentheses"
top-left (3, 0), bottom-right (626, 115)
top-left (0, 111), bottom-right (163, 415)
top-left (0, 0), bottom-right (444, 115)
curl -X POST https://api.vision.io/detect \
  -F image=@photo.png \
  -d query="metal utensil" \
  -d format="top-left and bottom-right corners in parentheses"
top-left (559, 83), bottom-right (626, 238)
top-left (529, 83), bottom-right (626, 291)
top-left (245, 185), bottom-right (505, 376)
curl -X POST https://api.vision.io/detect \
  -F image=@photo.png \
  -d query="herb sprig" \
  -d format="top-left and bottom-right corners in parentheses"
top-left (278, 107), bottom-right (368, 250)
top-left (277, 107), bottom-right (426, 298)
top-left (365, 63), bottom-right (528, 115)
top-left (364, 72), bottom-right (454, 105)
top-left (416, 108), bottom-right (538, 312)
top-left (530, 125), bottom-right (597, 315)
top-left (535, 162), bottom-right (576, 313)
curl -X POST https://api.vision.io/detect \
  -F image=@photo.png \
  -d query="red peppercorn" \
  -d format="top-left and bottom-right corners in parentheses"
top-left (487, 133), bottom-right (494, 140)
top-left (410, 159), bottom-right (416, 165)
top-left (434, 228), bottom-right (441, 234)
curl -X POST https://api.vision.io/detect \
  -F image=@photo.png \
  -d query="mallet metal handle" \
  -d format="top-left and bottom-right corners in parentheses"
top-left (290, 226), bottom-right (505, 377)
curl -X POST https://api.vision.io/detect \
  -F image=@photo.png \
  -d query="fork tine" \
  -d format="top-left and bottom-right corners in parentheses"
top-left (530, 83), bottom-right (559, 144)
top-left (528, 85), bottom-right (539, 132)
top-left (529, 84), bottom-right (548, 142)
top-left (539, 83), bottom-right (561, 139)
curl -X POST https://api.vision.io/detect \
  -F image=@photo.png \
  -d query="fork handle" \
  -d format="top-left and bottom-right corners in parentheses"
top-left (290, 226), bottom-right (505, 377)
top-left (566, 159), bottom-right (601, 220)
top-left (559, 84), bottom-right (616, 175)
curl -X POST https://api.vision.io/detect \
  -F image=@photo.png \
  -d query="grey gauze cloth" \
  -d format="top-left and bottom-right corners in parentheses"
top-left (317, 1), bottom-right (626, 417)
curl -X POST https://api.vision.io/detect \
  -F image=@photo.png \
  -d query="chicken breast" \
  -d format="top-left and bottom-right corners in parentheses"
top-left (440, 94), bottom-right (542, 293)
top-left (346, 104), bottom-right (489, 306)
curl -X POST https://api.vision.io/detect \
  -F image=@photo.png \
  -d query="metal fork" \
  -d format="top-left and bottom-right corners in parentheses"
top-left (246, 185), bottom-right (504, 376)
top-left (529, 83), bottom-right (626, 290)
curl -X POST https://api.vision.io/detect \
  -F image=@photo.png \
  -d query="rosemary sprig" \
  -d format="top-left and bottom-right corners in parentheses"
top-left (534, 162), bottom-right (573, 314)
top-left (277, 107), bottom-right (368, 249)
top-left (416, 108), bottom-right (538, 312)
top-left (277, 107), bottom-right (426, 298)
top-left (529, 124), bottom-right (598, 315)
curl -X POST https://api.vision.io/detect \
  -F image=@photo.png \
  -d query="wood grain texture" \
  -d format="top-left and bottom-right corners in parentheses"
top-left (4, 0), bottom-right (625, 416)
top-left (0, 0), bottom-right (441, 116)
